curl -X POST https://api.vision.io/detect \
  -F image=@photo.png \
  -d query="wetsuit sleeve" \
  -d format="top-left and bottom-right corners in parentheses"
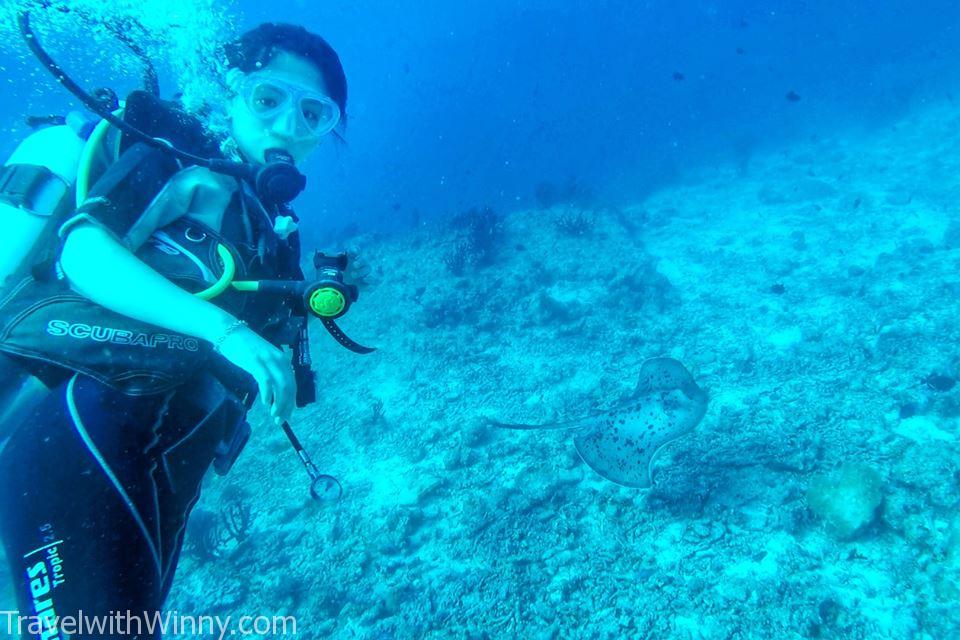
top-left (57, 141), bottom-right (180, 250)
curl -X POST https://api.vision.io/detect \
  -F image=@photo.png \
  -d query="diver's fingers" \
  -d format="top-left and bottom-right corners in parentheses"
top-left (249, 363), bottom-right (272, 412)
top-left (260, 379), bottom-right (275, 414)
top-left (271, 360), bottom-right (296, 422)
top-left (262, 357), bottom-right (292, 420)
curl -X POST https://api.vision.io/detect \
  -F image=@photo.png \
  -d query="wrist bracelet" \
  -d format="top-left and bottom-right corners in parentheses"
top-left (212, 319), bottom-right (247, 353)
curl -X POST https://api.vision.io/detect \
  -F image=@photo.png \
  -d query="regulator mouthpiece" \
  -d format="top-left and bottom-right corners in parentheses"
top-left (257, 148), bottom-right (306, 206)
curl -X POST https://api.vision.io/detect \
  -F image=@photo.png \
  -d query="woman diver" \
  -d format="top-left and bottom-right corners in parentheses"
top-left (0, 19), bottom-right (350, 635)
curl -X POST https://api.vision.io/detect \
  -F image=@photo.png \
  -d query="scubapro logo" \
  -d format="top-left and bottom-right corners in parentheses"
top-left (46, 320), bottom-right (200, 351)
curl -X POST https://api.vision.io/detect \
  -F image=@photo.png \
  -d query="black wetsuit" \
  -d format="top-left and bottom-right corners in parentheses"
top-left (0, 92), bottom-right (308, 638)
top-left (0, 355), bottom-right (243, 638)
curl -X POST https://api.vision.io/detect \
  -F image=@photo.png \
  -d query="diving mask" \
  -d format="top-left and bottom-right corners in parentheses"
top-left (240, 74), bottom-right (341, 141)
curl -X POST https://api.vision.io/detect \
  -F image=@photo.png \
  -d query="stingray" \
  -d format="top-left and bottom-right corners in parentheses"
top-left (486, 358), bottom-right (709, 488)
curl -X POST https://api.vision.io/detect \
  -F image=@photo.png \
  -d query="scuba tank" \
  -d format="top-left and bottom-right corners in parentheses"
top-left (0, 13), bottom-right (137, 291)
top-left (0, 109), bottom-right (116, 289)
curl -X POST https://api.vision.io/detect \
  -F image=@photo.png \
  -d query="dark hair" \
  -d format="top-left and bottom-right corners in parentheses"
top-left (224, 23), bottom-right (348, 123)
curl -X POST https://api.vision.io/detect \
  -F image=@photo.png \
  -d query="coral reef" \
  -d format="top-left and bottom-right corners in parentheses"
top-left (184, 498), bottom-right (253, 561)
top-left (443, 206), bottom-right (505, 275)
top-left (806, 462), bottom-right (883, 539)
top-left (554, 210), bottom-right (593, 238)
top-left (158, 100), bottom-right (960, 638)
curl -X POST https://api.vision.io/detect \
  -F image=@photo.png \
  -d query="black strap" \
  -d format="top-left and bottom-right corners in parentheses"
top-left (0, 164), bottom-right (67, 214)
top-left (293, 317), bottom-right (316, 407)
top-left (320, 317), bottom-right (376, 354)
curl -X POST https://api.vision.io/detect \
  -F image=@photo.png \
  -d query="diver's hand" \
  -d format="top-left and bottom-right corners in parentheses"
top-left (344, 245), bottom-right (373, 287)
top-left (215, 326), bottom-right (295, 424)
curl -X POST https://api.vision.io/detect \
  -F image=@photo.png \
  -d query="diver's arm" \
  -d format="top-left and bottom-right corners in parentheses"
top-left (60, 221), bottom-right (235, 340)
top-left (60, 222), bottom-right (295, 422)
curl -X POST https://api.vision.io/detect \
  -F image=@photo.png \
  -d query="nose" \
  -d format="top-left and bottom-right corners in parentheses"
top-left (269, 108), bottom-right (299, 139)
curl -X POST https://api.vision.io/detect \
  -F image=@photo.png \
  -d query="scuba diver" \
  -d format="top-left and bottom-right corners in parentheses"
top-left (0, 14), bottom-right (368, 636)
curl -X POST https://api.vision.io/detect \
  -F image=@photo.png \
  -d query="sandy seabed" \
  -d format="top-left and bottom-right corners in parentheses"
top-left (2, 100), bottom-right (957, 639)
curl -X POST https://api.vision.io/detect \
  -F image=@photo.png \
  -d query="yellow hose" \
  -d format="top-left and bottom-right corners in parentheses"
top-left (75, 107), bottom-right (125, 206)
top-left (194, 244), bottom-right (237, 300)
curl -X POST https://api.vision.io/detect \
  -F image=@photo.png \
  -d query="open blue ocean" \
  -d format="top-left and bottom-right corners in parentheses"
top-left (2, 0), bottom-right (960, 637)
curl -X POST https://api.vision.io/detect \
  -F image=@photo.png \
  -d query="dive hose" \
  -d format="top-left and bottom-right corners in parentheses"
top-left (197, 247), bottom-right (374, 354)
top-left (280, 420), bottom-right (342, 503)
top-left (75, 107), bottom-right (124, 206)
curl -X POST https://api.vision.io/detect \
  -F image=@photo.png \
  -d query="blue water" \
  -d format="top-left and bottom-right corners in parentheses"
top-left (3, 1), bottom-right (960, 239)
top-left (2, 1), bottom-right (960, 637)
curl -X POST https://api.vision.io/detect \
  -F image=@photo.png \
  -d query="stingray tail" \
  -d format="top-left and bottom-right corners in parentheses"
top-left (482, 415), bottom-right (589, 431)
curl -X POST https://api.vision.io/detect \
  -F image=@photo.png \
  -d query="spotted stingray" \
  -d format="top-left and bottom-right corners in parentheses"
top-left (487, 358), bottom-right (709, 488)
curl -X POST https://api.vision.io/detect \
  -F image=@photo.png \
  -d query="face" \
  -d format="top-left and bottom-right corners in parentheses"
top-left (227, 50), bottom-right (340, 165)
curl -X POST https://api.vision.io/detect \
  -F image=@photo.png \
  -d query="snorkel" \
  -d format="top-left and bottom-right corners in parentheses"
top-left (18, 11), bottom-right (307, 209)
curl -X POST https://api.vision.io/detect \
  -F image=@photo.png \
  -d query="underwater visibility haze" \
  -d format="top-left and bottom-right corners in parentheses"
top-left (0, 0), bottom-right (959, 637)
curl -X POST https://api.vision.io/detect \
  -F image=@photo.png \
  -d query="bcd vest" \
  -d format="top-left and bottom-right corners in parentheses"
top-left (0, 194), bottom-right (303, 396)
top-left (0, 91), bottom-right (306, 397)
